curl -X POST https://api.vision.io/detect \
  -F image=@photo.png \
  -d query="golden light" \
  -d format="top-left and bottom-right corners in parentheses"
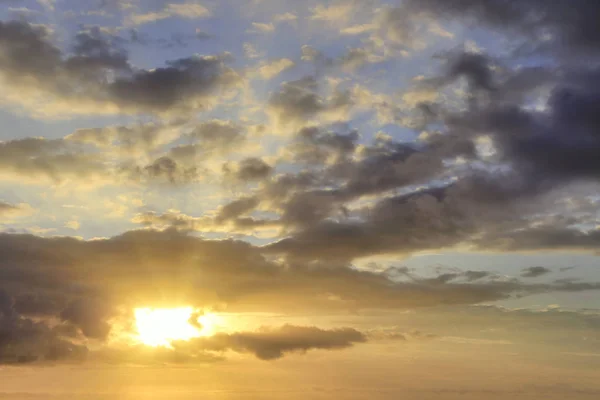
top-left (134, 307), bottom-right (219, 347)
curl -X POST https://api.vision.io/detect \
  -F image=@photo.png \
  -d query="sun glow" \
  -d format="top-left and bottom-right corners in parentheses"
top-left (134, 307), bottom-right (218, 347)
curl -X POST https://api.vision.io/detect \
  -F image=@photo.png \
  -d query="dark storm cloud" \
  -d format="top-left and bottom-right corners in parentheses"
top-left (0, 20), bottom-right (240, 116)
top-left (176, 325), bottom-right (366, 360)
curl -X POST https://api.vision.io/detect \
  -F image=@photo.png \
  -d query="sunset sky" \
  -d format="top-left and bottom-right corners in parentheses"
top-left (1, 0), bottom-right (600, 399)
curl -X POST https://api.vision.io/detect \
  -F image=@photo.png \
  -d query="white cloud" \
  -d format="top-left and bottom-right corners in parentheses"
top-left (273, 12), bottom-right (297, 23)
top-left (341, 23), bottom-right (375, 35)
top-left (250, 22), bottom-right (276, 33)
top-left (244, 42), bottom-right (263, 59)
top-left (127, 2), bottom-right (210, 25)
top-left (310, 3), bottom-right (355, 23)
top-left (256, 58), bottom-right (295, 79)
top-left (65, 220), bottom-right (81, 230)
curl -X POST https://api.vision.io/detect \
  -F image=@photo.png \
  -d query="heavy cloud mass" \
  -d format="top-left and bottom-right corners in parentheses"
top-left (0, 3), bottom-right (600, 389)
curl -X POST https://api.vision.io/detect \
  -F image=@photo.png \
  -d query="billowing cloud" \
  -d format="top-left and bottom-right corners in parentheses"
top-left (0, 21), bottom-right (240, 117)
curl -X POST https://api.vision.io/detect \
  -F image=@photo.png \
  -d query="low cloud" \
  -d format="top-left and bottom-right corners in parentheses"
top-left (175, 325), bottom-right (366, 360)
top-left (521, 266), bottom-right (552, 278)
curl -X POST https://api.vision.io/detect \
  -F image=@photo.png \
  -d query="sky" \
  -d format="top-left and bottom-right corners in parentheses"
top-left (0, 0), bottom-right (600, 399)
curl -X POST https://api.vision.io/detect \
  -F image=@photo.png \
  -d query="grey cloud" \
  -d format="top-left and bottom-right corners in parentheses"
top-left (67, 119), bottom-right (187, 155)
top-left (268, 76), bottom-right (323, 123)
top-left (0, 20), bottom-right (240, 116)
top-left (0, 289), bottom-right (88, 364)
top-left (463, 270), bottom-right (492, 282)
top-left (131, 196), bottom-right (276, 234)
top-left (127, 30), bottom-right (209, 49)
top-left (301, 45), bottom-right (383, 73)
top-left (403, 0), bottom-right (600, 59)
top-left (290, 126), bottom-right (359, 166)
top-left (132, 211), bottom-right (210, 231)
top-left (0, 137), bottom-right (107, 183)
top-left (60, 298), bottom-right (113, 339)
top-left (176, 325), bottom-right (366, 360)
top-left (1, 121), bottom-right (221, 185)
top-left (132, 209), bottom-right (276, 234)
top-left (438, 51), bottom-right (496, 93)
top-left (109, 54), bottom-right (239, 114)
top-left (216, 196), bottom-right (260, 222)
top-left (0, 201), bottom-right (20, 215)
top-left (474, 226), bottom-right (600, 254)
top-left (3, 229), bottom-right (596, 318)
top-left (122, 156), bottom-right (202, 185)
top-left (265, 185), bottom-right (466, 261)
top-left (264, 130), bottom-right (466, 232)
top-left (224, 157), bottom-right (273, 181)
top-left (187, 119), bottom-right (246, 153)
top-left (268, 76), bottom-right (353, 125)
top-left (521, 266), bottom-right (552, 278)
top-left (67, 27), bottom-right (129, 75)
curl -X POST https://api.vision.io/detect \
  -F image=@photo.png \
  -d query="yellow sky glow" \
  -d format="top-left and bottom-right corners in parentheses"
top-left (134, 307), bottom-right (218, 347)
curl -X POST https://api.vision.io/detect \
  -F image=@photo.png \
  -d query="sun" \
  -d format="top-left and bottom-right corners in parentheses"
top-left (134, 307), bottom-right (219, 347)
